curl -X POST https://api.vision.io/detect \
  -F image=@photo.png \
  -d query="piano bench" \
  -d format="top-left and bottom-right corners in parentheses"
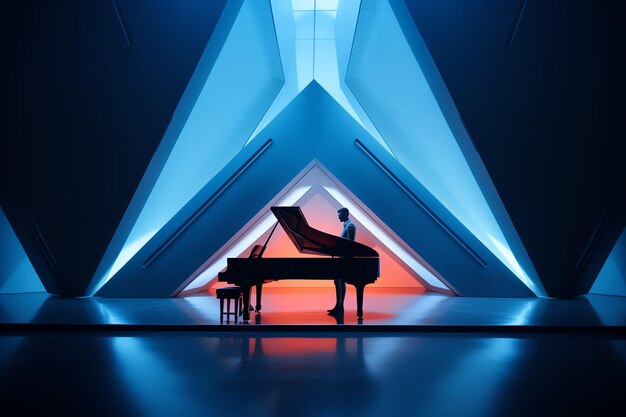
top-left (216, 286), bottom-right (243, 321)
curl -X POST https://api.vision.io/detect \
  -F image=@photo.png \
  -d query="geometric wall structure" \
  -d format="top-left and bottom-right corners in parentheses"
top-left (392, 0), bottom-right (626, 297)
top-left (95, 0), bottom-right (539, 298)
top-left (2, 1), bottom-right (622, 299)
top-left (0, 0), bottom-right (235, 296)
top-left (90, 0), bottom-right (284, 294)
top-left (96, 82), bottom-right (534, 297)
top-left (0, 207), bottom-right (44, 294)
top-left (251, 1), bottom-right (535, 298)
top-left (347, 0), bottom-right (542, 295)
top-left (590, 227), bottom-right (626, 297)
top-left (246, 0), bottom-right (388, 150)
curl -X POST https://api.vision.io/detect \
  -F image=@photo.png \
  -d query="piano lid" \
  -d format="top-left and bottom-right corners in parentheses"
top-left (270, 206), bottom-right (379, 257)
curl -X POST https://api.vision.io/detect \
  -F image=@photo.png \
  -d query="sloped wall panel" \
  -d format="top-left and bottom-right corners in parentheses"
top-left (392, 0), bottom-right (626, 297)
top-left (346, 0), bottom-right (541, 295)
top-left (94, 0), bottom-right (284, 293)
top-left (0, 207), bottom-right (44, 294)
top-left (0, 0), bottom-right (235, 296)
top-left (590, 228), bottom-right (626, 297)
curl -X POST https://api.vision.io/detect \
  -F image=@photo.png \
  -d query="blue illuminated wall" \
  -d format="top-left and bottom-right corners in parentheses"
top-left (1, 0), bottom-right (233, 296)
top-left (590, 228), bottom-right (626, 297)
top-left (95, 0), bottom-right (542, 296)
top-left (0, 208), bottom-right (44, 294)
top-left (95, 0), bottom-right (284, 292)
top-left (393, 0), bottom-right (625, 297)
top-left (3, 0), bottom-right (621, 298)
top-left (346, 0), bottom-right (541, 294)
top-left (247, 0), bottom-right (386, 148)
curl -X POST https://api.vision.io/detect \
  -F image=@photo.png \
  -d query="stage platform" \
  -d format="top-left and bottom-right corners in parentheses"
top-left (2, 289), bottom-right (625, 416)
top-left (1, 288), bottom-right (625, 333)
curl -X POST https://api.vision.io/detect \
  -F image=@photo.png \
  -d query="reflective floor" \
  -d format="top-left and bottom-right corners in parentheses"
top-left (2, 291), bottom-right (625, 415)
top-left (1, 331), bottom-right (625, 416)
top-left (1, 288), bottom-right (626, 328)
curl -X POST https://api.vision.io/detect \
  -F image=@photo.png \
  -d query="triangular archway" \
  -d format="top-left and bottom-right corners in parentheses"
top-left (179, 162), bottom-right (448, 295)
top-left (96, 82), bottom-right (533, 297)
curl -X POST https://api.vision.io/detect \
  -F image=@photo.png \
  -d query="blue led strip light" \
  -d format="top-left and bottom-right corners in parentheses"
top-left (142, 138), bottom-right (273, 268)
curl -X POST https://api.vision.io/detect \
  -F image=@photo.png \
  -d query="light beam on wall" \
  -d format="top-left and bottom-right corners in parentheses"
top-left (347, 0), bottom-right (542, 295)
top-left (93, 0), bottom-right (284, 293)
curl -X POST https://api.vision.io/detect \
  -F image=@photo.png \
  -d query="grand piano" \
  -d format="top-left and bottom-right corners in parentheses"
top-left (218, 206), bottom-right (380, 321)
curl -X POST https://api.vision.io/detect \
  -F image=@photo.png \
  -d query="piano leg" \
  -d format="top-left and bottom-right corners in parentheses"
top-left (355, 283), bottom-right (365, 319)
top-left (242, 285), bottom-right (252, 322)
top-left (255, 284), bottom-right (263, 312)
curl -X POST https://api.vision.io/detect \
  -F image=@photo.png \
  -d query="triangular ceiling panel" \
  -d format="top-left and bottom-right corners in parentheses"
top-left (590, 227), bottom-right (626, 297)
top-left (89, 0), bottom-right (284, 294)
top-left (96, 82), bottom-right (533, 298)
top-left (0, 207), bottom-right (44, 294)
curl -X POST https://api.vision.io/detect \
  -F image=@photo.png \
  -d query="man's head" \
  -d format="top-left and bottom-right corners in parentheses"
top-left (337, 207), bottom-right (349, 222)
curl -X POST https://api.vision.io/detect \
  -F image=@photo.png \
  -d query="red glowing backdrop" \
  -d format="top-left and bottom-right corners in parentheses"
top-left (210, 192), bottom-right (423, 289)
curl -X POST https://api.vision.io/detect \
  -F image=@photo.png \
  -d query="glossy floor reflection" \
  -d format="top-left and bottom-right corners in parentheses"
top-left (1, 289), bottom-right (626, 328)
top-left (1, 332), bottom-right (625, 416)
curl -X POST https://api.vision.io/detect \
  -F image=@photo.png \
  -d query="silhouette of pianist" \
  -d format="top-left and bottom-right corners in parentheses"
top-left (328, 207), bottom-right (356, 316)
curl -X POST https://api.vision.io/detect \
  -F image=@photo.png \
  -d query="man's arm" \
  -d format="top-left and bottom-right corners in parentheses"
top-left (346, 224), bottom-right (356, 241)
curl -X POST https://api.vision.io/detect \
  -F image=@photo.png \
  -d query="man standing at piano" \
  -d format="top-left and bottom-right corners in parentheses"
top-left (328, 207), bottom-right (356, 315)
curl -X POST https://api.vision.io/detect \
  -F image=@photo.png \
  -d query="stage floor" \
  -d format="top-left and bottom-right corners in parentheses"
top-left (1, 287), bottom-right (625, 331)
top-left (2, 330), bottom-right (625, 416)
top-left (2, 289), bottom-right (625, 416)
